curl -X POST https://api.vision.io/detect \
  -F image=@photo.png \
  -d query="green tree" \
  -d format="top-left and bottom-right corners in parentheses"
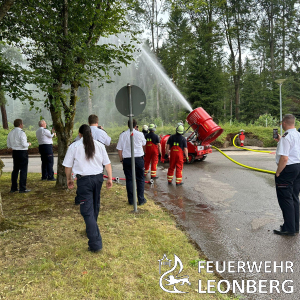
top-left (3, 0), bottom-right (138, 187)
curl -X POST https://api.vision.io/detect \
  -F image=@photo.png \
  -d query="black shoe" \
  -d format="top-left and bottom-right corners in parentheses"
top-left (138, 199), bottom-right (147, 206)
top-left (10, 189), bottom-right (18, 193)
top-left (19, 189), bottom-right (31, 193)
top-left (168, 182), bottom-right (172, 185)
top-left (280, 225), bottom-right (299, 233)
top-left (273, 229), bottom-right (295, 236)
top-left (47, 178), bottom-right (56, 181)
top-left (176, 182), bottom-right (184, 186)
top-left (151, 176), bottom-right (159, 179)
top-left (88, 247), bottom-right (102, 253)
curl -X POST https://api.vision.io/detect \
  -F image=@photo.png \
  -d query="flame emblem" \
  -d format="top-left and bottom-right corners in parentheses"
top-left (159, 254), bottom-right (191, 293)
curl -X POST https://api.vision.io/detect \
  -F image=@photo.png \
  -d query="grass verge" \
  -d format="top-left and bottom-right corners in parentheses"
top-left (0, 173), bottom-right (237, 299)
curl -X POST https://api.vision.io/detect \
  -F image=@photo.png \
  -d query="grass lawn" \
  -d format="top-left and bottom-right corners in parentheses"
top-left (0, 173), bottom-right (238, 300)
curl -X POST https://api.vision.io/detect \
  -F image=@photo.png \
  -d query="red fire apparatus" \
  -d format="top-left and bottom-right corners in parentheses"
top-left (160, 107), bottom-right (223, 164)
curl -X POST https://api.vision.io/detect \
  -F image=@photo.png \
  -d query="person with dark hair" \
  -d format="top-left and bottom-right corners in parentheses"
top-left (166, 124), bottom-right (189, 186)
top-left (7, 119), bottom-right (31, 193)
top-left (63, 124), bottom-right (113, 252)
top-left (144, 124), bottom-right (161, 179)
top-left (36, 119), bottom-right (56, 181)
top-left (116, 119), bottom-right (147, 205)
top-left (74, 114), bottom-right (111, 146)
top-left (273, 114), bottom-right (300, 236)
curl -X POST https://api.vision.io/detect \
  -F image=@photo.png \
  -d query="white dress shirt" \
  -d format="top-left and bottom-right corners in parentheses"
top-left (74, 126), bottom-right (111, 146)
top-left (276, 128), bottom-right (300, 165)
top-left (62, 138), bottom-right (111, 175)
top-left (7, 127), bottom-right (30, 150)
top-left (36, 127), bottom-right (55, 145)
top-left (116, 129), bottom-right (146, 158)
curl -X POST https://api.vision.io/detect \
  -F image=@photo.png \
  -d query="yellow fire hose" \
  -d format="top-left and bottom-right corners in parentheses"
top-left (212, 135), bottom-right (276, 175)
top-left (232, 134), bottom-right (274, 154)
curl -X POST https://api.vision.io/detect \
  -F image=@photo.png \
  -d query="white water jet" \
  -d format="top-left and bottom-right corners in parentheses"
top-left (140, 46), bottom-right (193, 112)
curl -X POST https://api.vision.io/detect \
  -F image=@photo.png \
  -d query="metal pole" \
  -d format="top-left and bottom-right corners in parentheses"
top-left (127, 83), bottom-right (138, 212)
top-left (279, 83), bottom-right (283, 136)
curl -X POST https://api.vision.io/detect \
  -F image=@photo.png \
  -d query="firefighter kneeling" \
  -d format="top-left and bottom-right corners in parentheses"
top-left (166, 125), bottom-right (189, 186)
top-left (144, 124), bottom-right (162, 179)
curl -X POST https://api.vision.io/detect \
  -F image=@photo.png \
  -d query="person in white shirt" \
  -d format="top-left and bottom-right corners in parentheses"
top-left (116, 119), bottom-right (147, 205)
top-left (273, 114), bottom-right (300, 236)
top-left (63, 124), bottom-right (112, 252)
top-left (73, 114), bottom-right (111, 146)
top-left (7, 119), bottom-right (31, 193)
top-left (36, 120), bottom-right (56, 181)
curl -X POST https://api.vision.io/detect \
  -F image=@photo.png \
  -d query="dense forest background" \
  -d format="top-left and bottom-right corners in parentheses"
top-left (1, 0), bottom-right (300, 129)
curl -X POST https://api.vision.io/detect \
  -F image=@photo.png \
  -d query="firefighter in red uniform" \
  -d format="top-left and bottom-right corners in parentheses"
top-left (166, 125), bottom-right (189, 186)
top-left (144, 124), bottom-right (161, 179)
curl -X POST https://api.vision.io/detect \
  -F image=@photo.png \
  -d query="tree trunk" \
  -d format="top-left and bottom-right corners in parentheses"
top-left (151, 0), bottom-right (155, 52)
top-left (1, 103), bottom-right (8, 129)
top-left (87, 82), bottom-right (92, 115)
top-left (156, 81), bottom-right (159, 119)
top-left (49, 82), bottom-right (77, 188)
top-left (0, 0), bottom-right (15, 22)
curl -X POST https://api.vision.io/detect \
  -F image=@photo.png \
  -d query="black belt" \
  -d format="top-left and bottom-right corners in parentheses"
top-left (76, 173), bottom-right (102, 179)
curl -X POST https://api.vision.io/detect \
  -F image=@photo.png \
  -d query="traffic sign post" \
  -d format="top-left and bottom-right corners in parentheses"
top-left (115, 84), bottom-right (146, 212)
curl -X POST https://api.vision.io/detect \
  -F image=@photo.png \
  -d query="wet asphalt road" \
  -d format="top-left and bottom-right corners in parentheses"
top-left (2, 150), bottom-right (299, 299)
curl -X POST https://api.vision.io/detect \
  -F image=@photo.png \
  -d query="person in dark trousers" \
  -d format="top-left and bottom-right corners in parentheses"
top-left (142, 125), bottom-right (148, 138)
top-left (144, 124), bottom-right (161, 179)
top-left (165, 125), bottom-right (189, 186)
top-left (7, 119), bottom-right (31, 193)
top-left (36, 119), bottom-right (56, 181)
top-left (274, 114), bottom-right (300, 236)
top-left (117, 119), bottom-right (147, 205)
top-left (63, 124), bottom-right (113, 252)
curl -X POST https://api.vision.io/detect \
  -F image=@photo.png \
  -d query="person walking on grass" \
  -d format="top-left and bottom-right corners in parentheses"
top-left (63, 124), bottom-right (113, 252)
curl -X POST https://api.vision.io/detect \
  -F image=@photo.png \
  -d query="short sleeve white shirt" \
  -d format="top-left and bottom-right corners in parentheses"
top-left (62, 138), bottom-right (111, 175)
top-left (36, 127), bottom-right (54, 145)
top-left (116, 129), bottom-right (146, 158)
top-left (276, 128), bottom-right (300, 165)
top-left (73, 126), bottom-right (111, 146)
top-left (7, 127), bottom-right (30, 150)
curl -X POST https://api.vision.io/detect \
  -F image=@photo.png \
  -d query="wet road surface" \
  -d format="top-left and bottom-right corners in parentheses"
top-left (2, 150), bottom-right (299, 299)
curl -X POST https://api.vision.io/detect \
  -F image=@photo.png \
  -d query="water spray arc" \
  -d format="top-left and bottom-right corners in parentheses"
top-left (140, 46), bottom-right (193, 112)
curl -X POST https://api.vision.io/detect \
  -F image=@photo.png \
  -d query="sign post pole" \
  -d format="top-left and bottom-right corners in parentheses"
top-left (127, 84), bottom-right (138, 212)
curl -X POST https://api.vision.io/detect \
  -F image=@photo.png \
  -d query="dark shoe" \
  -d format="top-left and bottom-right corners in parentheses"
top-left (138, 199), bottom-right (147, 206)
top-left (273, 229), bottom-right (295, 236)
top-left (47, 178), bottom-right (56, 181)
top-left (176, 182), bottom-right (184, 186)
top-left (88, 247), bottom-right (102, 253)
top-left (168, 182), bottom-right (172, 185)
top-left (280, 225), bottom-right (299, 233)
top-left (41, 178), bottom-right (47, 181)
top-left (151, 176), bottom-right (159, 179)
top-left (19, 189), bottom-right (31, 193)
top-left (10, 189), bottom-right (18, 193)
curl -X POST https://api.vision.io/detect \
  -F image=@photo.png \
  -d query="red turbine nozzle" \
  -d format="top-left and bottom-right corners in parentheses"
top-left (186, 107), bottom-right (223, 145)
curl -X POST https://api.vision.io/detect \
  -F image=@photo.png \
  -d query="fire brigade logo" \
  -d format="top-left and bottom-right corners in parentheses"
top-left (158, 254), bottom-right (191, 293)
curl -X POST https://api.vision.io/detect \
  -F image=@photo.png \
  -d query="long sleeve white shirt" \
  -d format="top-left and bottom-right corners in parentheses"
top-left (36, 127), bottom-right (55, 145)
top-left (7, 127), bottom-right (30, 150)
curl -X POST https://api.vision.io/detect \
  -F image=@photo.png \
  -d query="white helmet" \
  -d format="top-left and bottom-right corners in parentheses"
top-left (142, 125), bottom-right (148, 131)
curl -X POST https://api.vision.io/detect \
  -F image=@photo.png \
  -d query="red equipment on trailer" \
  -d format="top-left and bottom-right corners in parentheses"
top-left (160, 107), bottom-right (223, 164)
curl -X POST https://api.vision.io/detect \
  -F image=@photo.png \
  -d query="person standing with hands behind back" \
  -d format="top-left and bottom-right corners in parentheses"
top-left (7, 119), bottom-right (31, 193)
top-left (273, 114), bottom-right (300, 236)
top-left (63, 124), bottom-right (113, 252)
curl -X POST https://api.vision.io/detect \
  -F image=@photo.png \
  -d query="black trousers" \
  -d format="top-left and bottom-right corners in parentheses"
top-left (11, 150), bottom-right (28, 192)
top-left (39, 144), bottom-right (54, 180)
top-left (75, 174), bottom-right (103, 251)
top-left (275, 163), bottom-right (300, 233)
top-left (123, 157), bottom-right (146, 205)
